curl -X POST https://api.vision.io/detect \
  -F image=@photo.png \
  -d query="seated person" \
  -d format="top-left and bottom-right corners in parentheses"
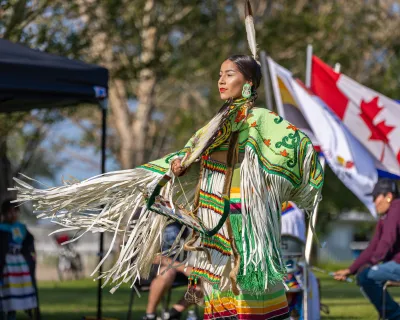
top-left (334, 178), bottom-right (400, 320)
top-left (142, 222), bottom-right (201, 320)
top-left (281, 201), bottom-right (321, 320)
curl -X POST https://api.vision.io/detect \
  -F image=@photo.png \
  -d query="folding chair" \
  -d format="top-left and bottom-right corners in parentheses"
top-left (281, 234), bottom-right (308, 320)
top-left (381, 281), bottom-right (400, 320)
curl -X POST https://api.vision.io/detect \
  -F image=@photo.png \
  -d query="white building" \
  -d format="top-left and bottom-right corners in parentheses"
top-left (318, 210), bottom-right (376, 262)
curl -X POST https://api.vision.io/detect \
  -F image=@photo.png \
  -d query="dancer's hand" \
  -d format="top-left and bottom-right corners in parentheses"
top-left (333, 268), bottom-right (350, 281)
top-left (171, 158), bottom-right (186, 176)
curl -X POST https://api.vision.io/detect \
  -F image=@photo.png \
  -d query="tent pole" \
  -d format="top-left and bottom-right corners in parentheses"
top-left (97, 99), bottom-right (108, 320)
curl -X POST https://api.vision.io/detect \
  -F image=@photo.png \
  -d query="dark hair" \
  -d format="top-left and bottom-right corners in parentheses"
top-left (1, 199), bottom-right (15, 216)
top-left (389, 185), bottom-right (399, 199)
top-left (371, 178), bottom-right (399, 200)
top-left (228, 55), bottom-right (262, 91)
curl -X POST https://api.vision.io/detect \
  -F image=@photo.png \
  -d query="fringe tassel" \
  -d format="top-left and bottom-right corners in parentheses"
top-left (240, 144), bottom-right (322, 291)
top-left (10, 168), bottom-right (187, 293)
top-left (230, 214), bottom-right (284, 295)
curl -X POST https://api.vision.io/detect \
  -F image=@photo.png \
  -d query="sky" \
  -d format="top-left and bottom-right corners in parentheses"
top-left (41, 118), bottom-right (119, 186)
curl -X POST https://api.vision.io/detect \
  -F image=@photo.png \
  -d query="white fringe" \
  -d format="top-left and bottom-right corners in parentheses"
top-left (10, 168), bottom-right (184, 292)
top-left (240, 144), bottom-right (321, 290)
top-left (10, 142), bottom-right (321, 294)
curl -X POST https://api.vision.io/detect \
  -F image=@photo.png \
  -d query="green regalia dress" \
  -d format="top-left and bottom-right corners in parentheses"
top-left (12, 96), bottom-right (323, 319)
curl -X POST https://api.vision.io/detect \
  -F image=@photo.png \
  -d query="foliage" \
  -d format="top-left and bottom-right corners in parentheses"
top-left (0, 0), bottom-right (90, 202)
top-left (2, 0), bottom-right (400, 215)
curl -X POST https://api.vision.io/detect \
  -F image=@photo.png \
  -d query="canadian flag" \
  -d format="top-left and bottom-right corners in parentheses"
top-left (311, 55), bottom-right (400, 176)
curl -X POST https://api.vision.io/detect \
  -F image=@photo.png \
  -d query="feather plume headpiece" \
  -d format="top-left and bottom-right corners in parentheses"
top-left (245, 0), bottom-right (258, 60)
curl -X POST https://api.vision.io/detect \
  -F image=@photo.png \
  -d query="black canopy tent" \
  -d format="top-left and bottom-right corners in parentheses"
top-left (0, 38), bottom-right (109, 319)
top-left (0, 38), bottom-right (108, 109)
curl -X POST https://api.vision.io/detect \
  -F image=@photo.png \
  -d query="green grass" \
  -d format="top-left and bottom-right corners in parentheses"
top-left (17, 279), bottom-right (193, 320)
top-left (14, 269), bottom-right (400, 320)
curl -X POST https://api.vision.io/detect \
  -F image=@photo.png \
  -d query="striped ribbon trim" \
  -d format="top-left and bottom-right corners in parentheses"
top-left (199, 190), bottom-right (225, 215)
top-left (5, 262), bottom-right (27, 267)
top-left (0, 292), bottom-right (36, 301)
top-left (191, 267), bottom-right (221, 286)
top-left (203, 160), bottom-right (227, 174)
top-left (201, 233), bottom-right (232, 256)
top-left (1, 282), bottom-right (33, 289)
top-left (3, 272), bottom-right (30, 277)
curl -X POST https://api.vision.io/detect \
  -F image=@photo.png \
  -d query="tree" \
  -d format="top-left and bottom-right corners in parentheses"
top-left (5, 0), bottom-right (399, 218)
top-left (255, 0), bottom-right (400, 93)
top-left (0, 0), bottom-right (89, 203)
top-left (70, 0), bottom-right (247, 169)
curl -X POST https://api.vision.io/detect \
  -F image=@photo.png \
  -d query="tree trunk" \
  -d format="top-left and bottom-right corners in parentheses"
top-left (109, 79), bottom-right (135, 169)
top-left (132, 68), bottom-right (157, 166)
top-left (131, 0), bottom-right (157, 167)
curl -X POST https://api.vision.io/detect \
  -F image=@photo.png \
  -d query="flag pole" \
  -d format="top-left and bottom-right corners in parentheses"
top-left (305, 44), bottom-right (313, 88)
top-left (303, 43), bottom-right (313, 320)
top-left (267, 57), bottom-right (286, 119)
top-left (304, 43), bottom-right (314, 264)
top-left (334, 62), bottom-right (341, 73)
top-left (260, 51), bottom-right (274, 111)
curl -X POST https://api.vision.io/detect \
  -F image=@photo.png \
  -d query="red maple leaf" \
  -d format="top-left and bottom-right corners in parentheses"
top-left (360, 97), bottom-right (394, 144)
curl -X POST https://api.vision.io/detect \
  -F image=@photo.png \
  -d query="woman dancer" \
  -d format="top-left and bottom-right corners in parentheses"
top-left (12, 2), bottom-right (323, 319)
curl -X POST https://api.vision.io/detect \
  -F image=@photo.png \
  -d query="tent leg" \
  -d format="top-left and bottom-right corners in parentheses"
top-left (97, 99), bottom-right (108, 320)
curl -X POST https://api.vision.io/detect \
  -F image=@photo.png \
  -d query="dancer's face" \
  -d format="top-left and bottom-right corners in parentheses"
top-left (218, 60), bottom-right (251, 100)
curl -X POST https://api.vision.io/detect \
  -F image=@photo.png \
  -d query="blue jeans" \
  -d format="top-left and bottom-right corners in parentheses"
top-left (161, 222), bottom-right (182, 252)
top-left (357, 261), bottom-right (400, 319)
